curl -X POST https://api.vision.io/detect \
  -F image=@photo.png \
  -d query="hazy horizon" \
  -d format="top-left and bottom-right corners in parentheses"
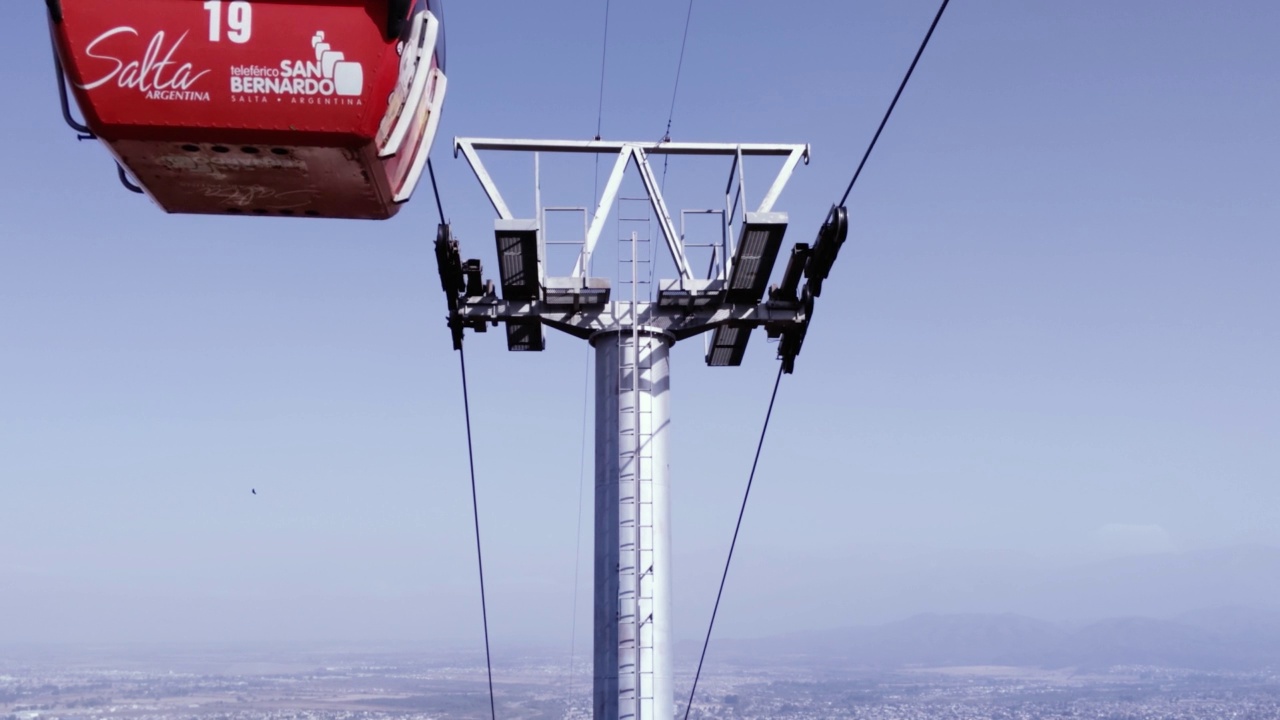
top-left (7, 542), bottom-right (1280, 647)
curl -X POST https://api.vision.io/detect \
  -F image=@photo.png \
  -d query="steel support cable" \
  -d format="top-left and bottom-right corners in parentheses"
top-left (665, 0), bottom-right (696, 144)
top-left (659, 0), bottom-right (696, 190)
top-left (579, 8), bottom-right (611, 695)
top-left (458, 347), bottom-right (499, 720)
top-left (838, 0), bottom-right (951, 207)
top-left (592, 0), bottom-right (613, 201)
top-left (575, 0), bottom-right (605, 660)
top-left (565, 343), bottom-right (593, 703)
top-left (594, 0), bottom-right (612, 142)
top-left (681, 363), bottom-right (785, 720)
top-left (426, 159), bottom-right (497, 720)
top-left (652, 0), bottom-right (696, 297)
top-left (427, 158), bottom-right (447, 224)
top-left (678, 7), bottom-right (949, 712)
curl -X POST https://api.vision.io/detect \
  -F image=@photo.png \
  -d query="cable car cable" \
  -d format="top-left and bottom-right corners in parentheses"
top-left (681, 363), bottom-right (785, 720)
top-left (426, 160), bottom-right (496, 719)
top-left (427, 158), bottom-right (447, 223)
top-left (663, 0), bottom-right (695, 143)
top-left (592, 0), bottom-right (613, 199)
top-left (653, 0), bottom-right (697, 292)
top-left (838, 0), bottom-right (950, 207)
top-left (594, 0), bottom-right (612, 142)
top-left (559, 4), bottom-right (607, 670)
top-left (680, 5), bottom-right (952, 713)
top-left (584, 4), bottom-right (613, 678)
top-left (565, 343), bottom-right (593, 706)
top-left (457, 346), bottom-right (498, 720)
top-left (659, 0), bottom-right (696, 190)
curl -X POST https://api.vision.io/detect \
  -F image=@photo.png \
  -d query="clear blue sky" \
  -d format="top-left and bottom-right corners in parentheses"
top-left (2, 0), bottom-right (1277, 651)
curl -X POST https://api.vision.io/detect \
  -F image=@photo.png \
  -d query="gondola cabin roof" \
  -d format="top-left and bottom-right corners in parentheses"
top-left (48, 0), bottom-right (447, 220)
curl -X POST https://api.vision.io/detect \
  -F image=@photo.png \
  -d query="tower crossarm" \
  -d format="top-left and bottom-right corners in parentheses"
top-left (442, 136), bottom-right (837, 371)
top-left (454, 298), bottom-right (807, 343)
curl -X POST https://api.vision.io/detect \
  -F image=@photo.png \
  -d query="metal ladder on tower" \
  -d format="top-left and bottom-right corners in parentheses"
top-left (617, 195), bottom-right (655, 718)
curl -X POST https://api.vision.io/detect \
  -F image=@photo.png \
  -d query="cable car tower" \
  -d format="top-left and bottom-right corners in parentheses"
top-left (439, 137), bottom-right (848, 720)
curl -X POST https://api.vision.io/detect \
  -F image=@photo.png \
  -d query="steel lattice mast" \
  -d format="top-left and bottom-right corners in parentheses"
top-left (436, 137), bottom-right (846, 720)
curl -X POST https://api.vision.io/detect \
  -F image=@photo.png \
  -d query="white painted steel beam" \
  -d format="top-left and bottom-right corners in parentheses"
top-left (456, 137), bottom-right (808, 286)
top-left (573, 147), bottom-right (633, 279)
top-left (455, 139), bottom-right (514, 219)
top-left (756, 146), bottom-right (808, 214)
top-left (631, 148), bottom-right (693, 283)
top-left (457, 137), bottom-right (807, 156)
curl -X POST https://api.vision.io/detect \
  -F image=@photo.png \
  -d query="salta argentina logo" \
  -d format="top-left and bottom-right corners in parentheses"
top-left (230, 31), bottom-right (365, 105)
top-left (78, 28), bottom-right (212, 101)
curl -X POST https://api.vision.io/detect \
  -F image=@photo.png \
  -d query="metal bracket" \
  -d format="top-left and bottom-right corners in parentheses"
top-left (51, 51), bottom-right (94, 140)
top-left (116, 164), bottom-right (144, 194)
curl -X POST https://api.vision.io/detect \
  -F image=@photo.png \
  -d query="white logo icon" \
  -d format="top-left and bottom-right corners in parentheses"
top-left (310, 31), bottom-right (363, 96)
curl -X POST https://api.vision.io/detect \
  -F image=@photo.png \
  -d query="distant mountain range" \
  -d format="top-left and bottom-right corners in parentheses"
top-left (701, 545), bottom-right (1280, 671)
top-left (700, 543), bottom-right (1280, 634)
top-left (716, 606), bottom-right (1280, 671)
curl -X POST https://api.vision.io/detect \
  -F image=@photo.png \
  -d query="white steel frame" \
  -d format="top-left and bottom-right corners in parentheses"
top-left (454, 138), bottom-right (809, 287)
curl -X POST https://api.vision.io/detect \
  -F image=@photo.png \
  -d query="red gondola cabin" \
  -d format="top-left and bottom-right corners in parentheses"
top-left (47, 0), bottom-right (447, 219)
